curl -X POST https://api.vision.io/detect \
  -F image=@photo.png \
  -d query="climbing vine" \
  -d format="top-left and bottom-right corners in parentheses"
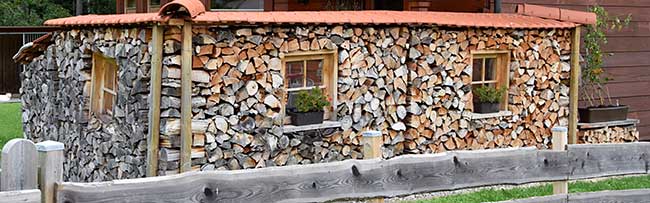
top-left (581, 5), bottom-right (631, 107)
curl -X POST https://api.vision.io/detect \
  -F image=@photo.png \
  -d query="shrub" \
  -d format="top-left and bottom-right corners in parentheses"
top-left (473, 86), bottom-right (506, 103)
top-left (294, 88), bottom-right (330, 113)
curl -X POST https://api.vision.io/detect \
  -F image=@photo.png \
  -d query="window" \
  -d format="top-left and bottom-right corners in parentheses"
top-left (90, 53), bottom-right (118, 117)
top-left (471, 51), bottom-right (509, 112)
top-left (211, 0), bottom-right (264, 10)
top-left (150, 0), bottom-right (161, 6)
top-left (282, 51), bottom-right (337, 123)
top-left (126, 0), bottom-right (136, 8)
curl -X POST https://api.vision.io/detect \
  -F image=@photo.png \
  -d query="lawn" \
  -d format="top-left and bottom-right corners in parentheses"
top-left (0, 102), bottom-right (23, 149)
top-left (408, 175), bottom-right (650, 203)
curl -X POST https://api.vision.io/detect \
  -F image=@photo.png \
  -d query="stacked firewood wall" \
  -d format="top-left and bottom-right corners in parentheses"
top-left (157, 25), bottom-right (574, 172)
top-left (22, 28), bottom-right (152, 181)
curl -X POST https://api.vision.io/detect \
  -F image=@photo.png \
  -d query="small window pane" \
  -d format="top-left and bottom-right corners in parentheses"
top-left (306, 60), bottom-right (323, 87)
top-left (485, 58), bottom-right (496, 81)
top-left (472, 58), bottom-right (482, 81)
top-left (150, 0), bottom-right (161, 5)
top-left (127, 0), bottom-right (136, 8)
top-left (286, 61), bottom-right (304, 88)
top-left (211, 0), bottom-right (264, 9)
top-left (103, 93), bottom-right (114, 114)
top-left (104, 63), bottom-right (116, 91)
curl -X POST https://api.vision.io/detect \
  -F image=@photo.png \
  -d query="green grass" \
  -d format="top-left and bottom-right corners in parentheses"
top-left (0, 102), bottom-right (23, 149)
top-left (408, 175), bottom-right (650, 203)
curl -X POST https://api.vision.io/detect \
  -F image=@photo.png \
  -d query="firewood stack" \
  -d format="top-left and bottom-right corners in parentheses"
top-left (157, 25), bottom-right (574, 173)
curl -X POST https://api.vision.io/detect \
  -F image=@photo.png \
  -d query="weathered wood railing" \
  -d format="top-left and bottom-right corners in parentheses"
top-left (55, 142), bottom-right (650, 203)
top-left (493, 188), bottom-right (650, 203)
top-left (1, 139), bottom-right (63, 203)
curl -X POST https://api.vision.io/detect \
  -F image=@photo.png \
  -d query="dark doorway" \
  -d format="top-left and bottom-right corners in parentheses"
top-left (373, 0), bottom-right (403, 10)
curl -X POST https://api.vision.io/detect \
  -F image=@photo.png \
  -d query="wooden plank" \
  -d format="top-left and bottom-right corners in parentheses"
top-left (567, 143), bottom-right (650, 179)
top-left (488, 194), bottom-right (567, 203)
top-left (35, 141), bottom-right (64, 203)
top-left (53, 145), bottom-right (650, 203)
top-left (604, 66), bottom-right (650, 85)
top-left (569, 27), bottom-right (580, 145)
top-left (180, 21), bottom-right (193, 173)
top-left (552, 127), bottom-right (568, 194)
top-left (361, 131), bottom-right (384, 203)
top-left (1, 139), bottom-right (37, 191)
top-left (452, 148), bottom-right (567, 188)
top-left (577, 119), bottom-right (639, 129)
top-left (146, 25), bottom-right (164, 177)
top-left (569, 189), bottom-right (650, 203)
top-left (0, 189), bottom-right (41, 203)
top-left (56, 154), bottom-right (458, 203)
top-left (493, 188), bottom-right (650, 203)
top-left (638, 125), bottom-right (650, 141)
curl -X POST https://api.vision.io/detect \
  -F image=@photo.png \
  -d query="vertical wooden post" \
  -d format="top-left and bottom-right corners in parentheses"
top-left (180, 21), bottom-right (193, 173)
top-left (552, 126), bottom-right (568, 195)
top-left (361, 131), bottom-right (383, 203)
top-left (35, 141), bottom-right (64, 203)
top-left (146, 24), bottom-right (164, 177)
top-left (1, 139), bottom-right (37, 191)
top-left (568, 26), bottom-right (581, 145)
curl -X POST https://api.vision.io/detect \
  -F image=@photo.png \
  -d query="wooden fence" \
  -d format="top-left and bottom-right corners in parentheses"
top-left (55, 142), bottom-right (650, 203)
top-left (3, 137), bottom-right (650, 202)
top-left (493, 189), bottom-right (650, 203)
top-left (0, 139), bottom-right (63, 203)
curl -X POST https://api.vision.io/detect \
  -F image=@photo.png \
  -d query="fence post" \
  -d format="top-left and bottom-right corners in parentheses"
top-left (362, 130), bottom-right (383, 203)
top-left (35, 141), bottom-right (64, 203)
top-left (552, 126), bottom-right (568, 195)
top-left (1, 139), bottom-right (38, 191)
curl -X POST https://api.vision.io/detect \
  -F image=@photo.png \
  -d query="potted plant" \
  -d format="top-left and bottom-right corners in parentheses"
top-left (287, 88), bottom-right (331, 126)
top-left (578, 6), bottom-right (631, 123)
top-left (472, 85), bottom-right (506, 113)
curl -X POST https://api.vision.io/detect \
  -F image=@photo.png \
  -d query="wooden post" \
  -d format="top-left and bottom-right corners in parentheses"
top-left (552, 126), bottom-right (568, 195)
top-left (180, 21), bottom-right (193, 173)
top-left (1, 139), bottom-right (37, 191)
top-left (146, 24), bottom-right (164, 177)
top-left (568, 26), bottom-right (581, 145)
top-left (361, 131), bottom-right (383, 203)
top-left (35, 141), bottom-right (64, 203)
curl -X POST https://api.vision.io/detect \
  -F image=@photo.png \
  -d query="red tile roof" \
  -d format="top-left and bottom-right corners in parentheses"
top-left (158, 0), bottom-right (206, 18)
top-left (43, 0), bottom-right (593, 29)
top-left (45, 10), bottom-right (579, 29)
top-left (516, 4), bottom-right (597, 25)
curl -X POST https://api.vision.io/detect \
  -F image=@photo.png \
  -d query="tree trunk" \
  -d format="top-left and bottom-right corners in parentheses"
top-left (75, 0), bottom-right (83, 15)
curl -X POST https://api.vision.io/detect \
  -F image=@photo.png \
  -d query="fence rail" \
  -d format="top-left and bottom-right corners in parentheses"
top-left (0, 189), bottom-right (41, 203)
top-left (56, 143), bottom-right (650, 203)
top-left (494, 188), bottom-right (650, 203)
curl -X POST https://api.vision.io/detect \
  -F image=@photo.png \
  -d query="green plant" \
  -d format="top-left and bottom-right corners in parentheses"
top-left (581, 5), bottom-right (631, 107)
top-left (294, 88), bottom-right (330, 113)
top-left (473, 86), bottom-right (506, 103)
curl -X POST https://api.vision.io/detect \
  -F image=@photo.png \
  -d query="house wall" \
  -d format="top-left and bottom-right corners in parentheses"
top-left (496, 0), bottom-right (650, 140)
top-left (156, 24), bottom-right (575, 173)
top-left (21, 28), bottom-right (152, 182)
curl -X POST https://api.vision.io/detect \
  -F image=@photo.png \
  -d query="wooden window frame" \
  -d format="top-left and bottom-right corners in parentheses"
top-left (280, 50), bottom-right (338, 123)
top-left (470, 50), bottom-right (510, 111)
top-left (90, 52), bottom-right (118, 119)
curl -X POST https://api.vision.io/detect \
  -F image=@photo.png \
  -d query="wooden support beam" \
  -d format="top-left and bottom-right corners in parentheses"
top-left (146, 24), bottom-right (164, 177)
top-left (568, 26), bottom-right (581, 145)
top-left (35, 141), bottom-right (64, 203)
top-left (362, 131), bottom-right (384, 203)
top-left (551, 126), bottom-right (568, 195)
top-left (180, 21), bottom-right (193, 173)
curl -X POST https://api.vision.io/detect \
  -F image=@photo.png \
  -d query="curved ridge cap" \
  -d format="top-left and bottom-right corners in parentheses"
top-left (158, 0), bottom-right (206, 19)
